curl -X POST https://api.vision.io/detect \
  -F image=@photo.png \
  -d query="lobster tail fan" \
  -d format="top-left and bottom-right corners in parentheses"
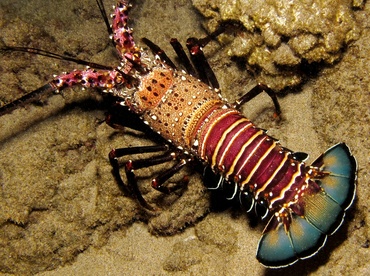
top-left (303, 189), bottom-right (344, 234)
top-left (256, 215), bottom-right (297, 267)
top-left (310, 142), bottom-right (357, 211)
top-left (305, 142), bottom-right (357, 235)
top-left (256, 212), bottom-right (327, 267)
top-left (256, 143), bottom-right (357, 267)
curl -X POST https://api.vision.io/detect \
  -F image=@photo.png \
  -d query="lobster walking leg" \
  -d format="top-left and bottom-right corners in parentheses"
top-left (186, 37), bottom-right (219, 88)
top-left (109, 145), bottom-right (169, 210)
top-left (170, 38), bottom-right (197, 77)
top-left (141, 38), bottom-right (177, 69)
top-left (109, 146), bottom-right (190, 210)
top-left (143, 25), bottom-right (226, 88)
top-left (232, 83), bottom-right (282, 117)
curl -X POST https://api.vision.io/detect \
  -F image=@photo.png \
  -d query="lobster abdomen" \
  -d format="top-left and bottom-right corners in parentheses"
top-left (188, 88), bottom-right (356, 267)
top-left (196, 106), bottom-right (306, 209)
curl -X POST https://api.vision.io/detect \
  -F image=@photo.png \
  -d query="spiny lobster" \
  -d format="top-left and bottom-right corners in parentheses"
top-left (0, 0), bottom-right (357, 268)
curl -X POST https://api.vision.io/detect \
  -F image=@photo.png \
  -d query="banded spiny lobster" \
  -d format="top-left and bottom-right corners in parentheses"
top-left (0, 0), bottom-right (357, 268)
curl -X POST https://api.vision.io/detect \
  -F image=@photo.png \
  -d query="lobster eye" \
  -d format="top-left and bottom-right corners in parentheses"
top-left (255, 198), bottom-right (269, 220)
top-left (239, 190), bottom-right (254, 213)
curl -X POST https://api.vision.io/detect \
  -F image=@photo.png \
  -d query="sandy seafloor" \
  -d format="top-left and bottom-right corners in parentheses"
top-left (0, 0), bottom-right (369, 275)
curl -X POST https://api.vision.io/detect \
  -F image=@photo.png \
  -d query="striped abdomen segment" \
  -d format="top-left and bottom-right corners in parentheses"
top-left (196, 107), bottom-right (305, 209)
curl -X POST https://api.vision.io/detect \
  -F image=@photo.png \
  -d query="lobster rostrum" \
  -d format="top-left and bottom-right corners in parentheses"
top-left (0, 0), bottom-right (357, 268)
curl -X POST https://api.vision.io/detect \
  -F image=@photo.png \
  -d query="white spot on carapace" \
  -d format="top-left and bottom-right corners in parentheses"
top-left (151, 115), bottom-right (157, 120)
top-left (188, 101), bottom-right (192, 106)
top-left (193, 140), bottom-right (199, 147)
top-left (181, 76), bottom-right (186, 81)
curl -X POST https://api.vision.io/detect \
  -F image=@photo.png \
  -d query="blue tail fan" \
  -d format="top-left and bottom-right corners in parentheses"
top-left (256, 143), bottom-right (357, 267)
top-left (257, 212), bottom-right (328, 267)
top-left (310, 143), bottom-right (357, 209)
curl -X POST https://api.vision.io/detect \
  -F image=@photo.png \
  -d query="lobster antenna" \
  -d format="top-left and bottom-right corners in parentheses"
top-left (1, 46), bottom-right (114, 71)
top-left (0, 83), bottom-right (56, 116)
top-left (0, 46), bottom-right (119, 116)
top-left (96, 0), bottom-right (114, 47)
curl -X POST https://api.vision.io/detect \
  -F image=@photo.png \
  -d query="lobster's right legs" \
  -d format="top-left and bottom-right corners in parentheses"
top-left (232, 83), bottom-right (282, 117)
top-left (108, 146), bottom-right (191, 211)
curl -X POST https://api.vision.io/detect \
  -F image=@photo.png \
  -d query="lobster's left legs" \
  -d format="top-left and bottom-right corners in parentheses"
top-left (183, 23), bottom-right (232, 88)
top-left (142, 24), bottom-right (228, 88)
top-left (141, 38), bottom-right (177, 69)
top-left (175, 22), bottom-right (282, 116)
top-left (170, 38), bottom-right (197, 76)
